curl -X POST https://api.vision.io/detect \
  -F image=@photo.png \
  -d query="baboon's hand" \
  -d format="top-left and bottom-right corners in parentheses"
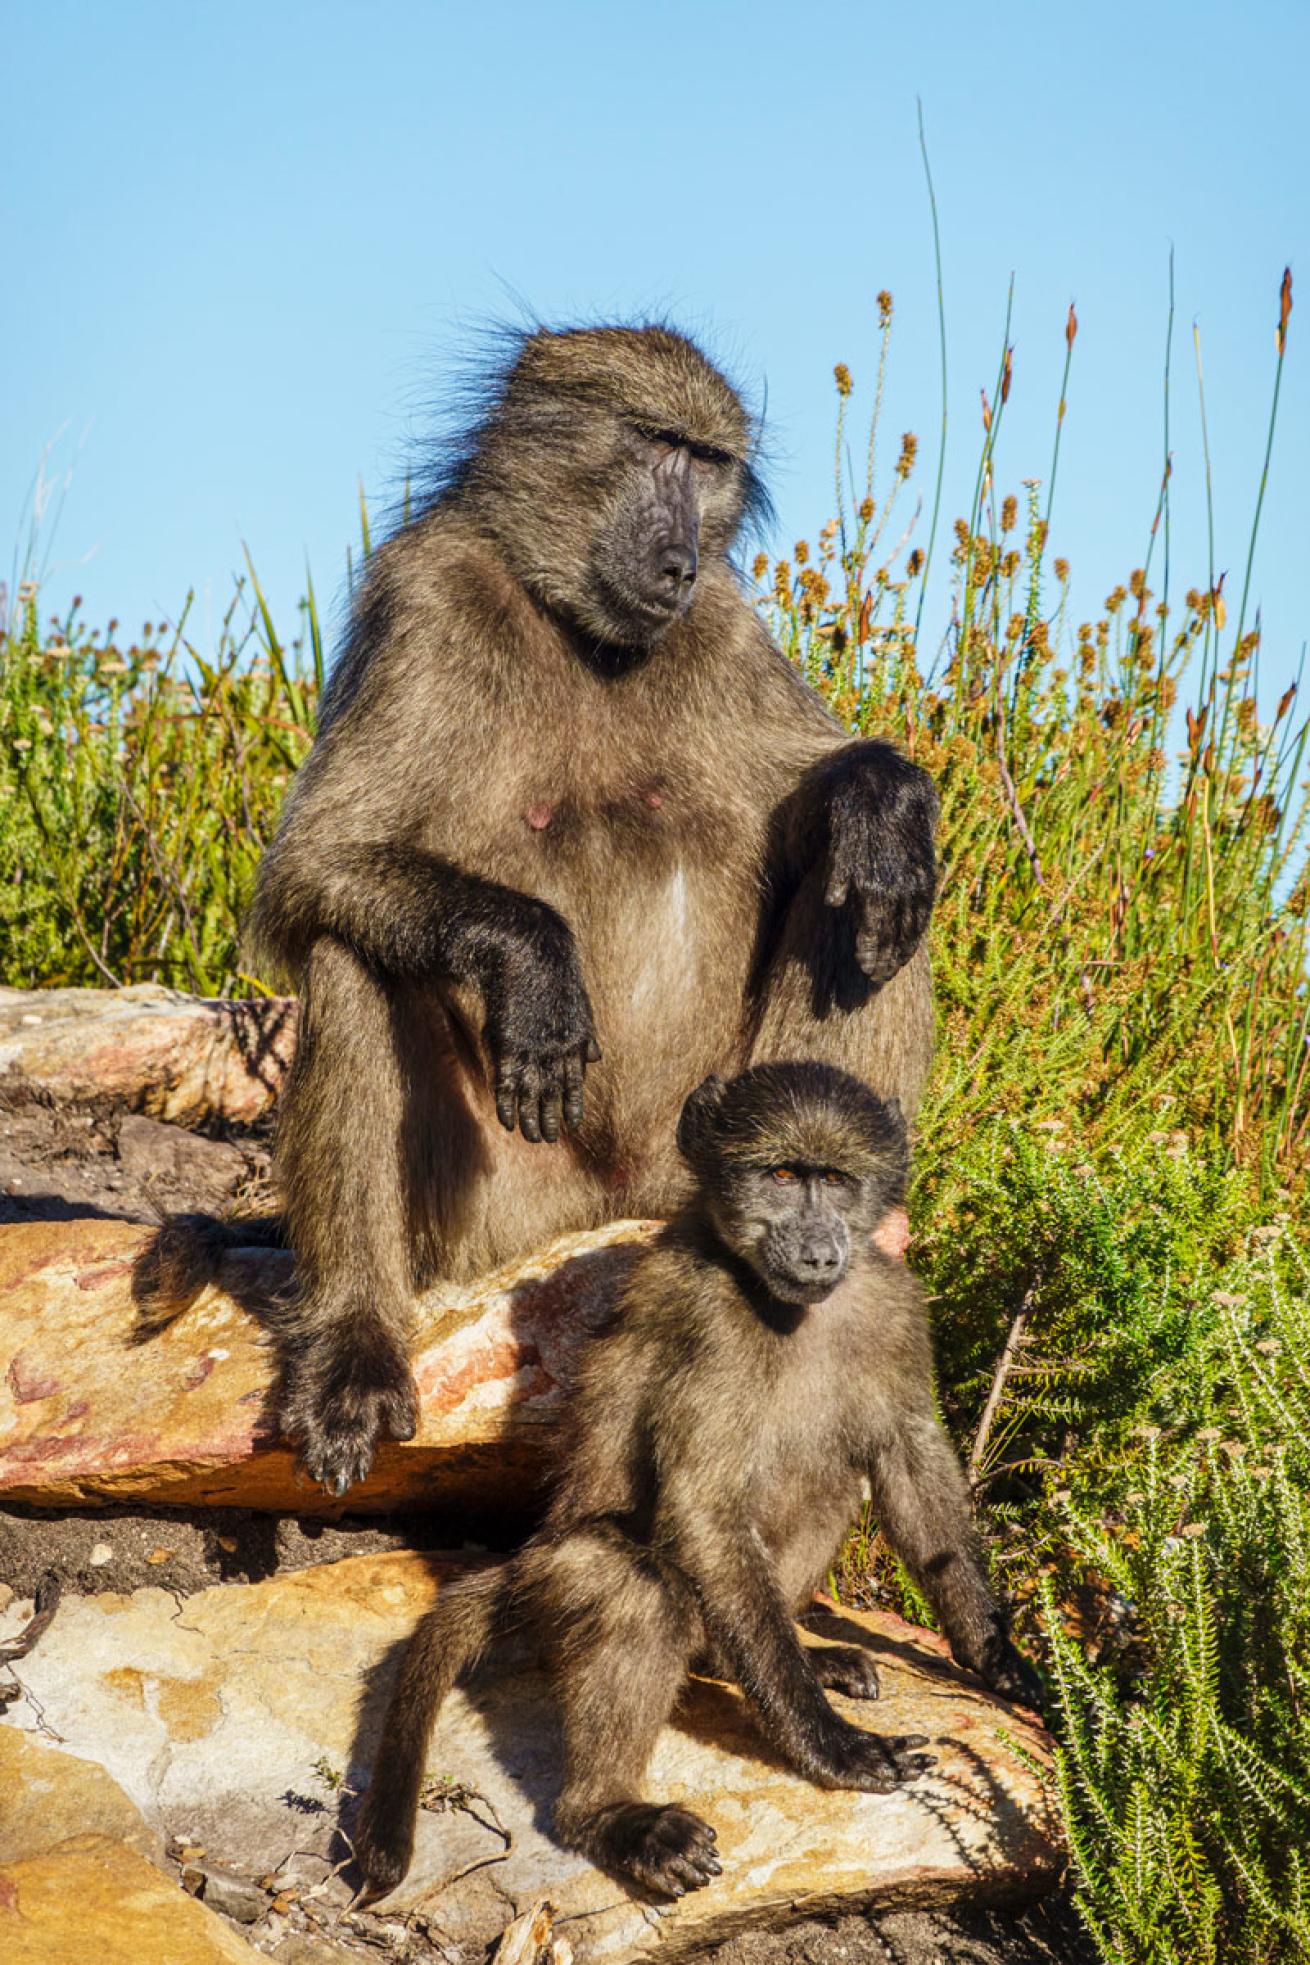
top-left (978, 1630), bottom-right (1046, 1717)
top-left (483, 906), bottom-right (601, 1142)
top-left (823, 745), bottom-right (937, 986)
top-left (805, 1715), bottom-right (935, 1793)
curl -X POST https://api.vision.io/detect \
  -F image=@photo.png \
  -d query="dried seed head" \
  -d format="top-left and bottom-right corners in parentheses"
top-left (752, 552), bottom-right (769, 582)
top-left (1001, 495), bottom-right (1018, 532)
top-left (858, 496), bottom-right (875, 523)
top-left (906, 547), bottom-right (924, 577)
top-left (877, 290), bottom-right (893, 327)
top-left (1000, 346), bottom-right (1013, 405)
top-left (1277, 267), bottom-right (1292, 357)
top-left (896, 431), bottom-right (918, 478)
top-left (833, 363), bottom-right (853, 398)
top-left (1066, 301), bottom-right (1078, 349)
top-left (1054, 557), bottom-right (1070, 582)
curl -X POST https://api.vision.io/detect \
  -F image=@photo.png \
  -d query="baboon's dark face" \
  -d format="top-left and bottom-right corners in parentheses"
top-left (469, 327), bottom-right (756, 653)
top-left (677, 1063), bottom-right (909, 1307)
top-left (556, 415), bottom-right (744, 649)
top-left (725, 1159), bottom-right (862, 1304)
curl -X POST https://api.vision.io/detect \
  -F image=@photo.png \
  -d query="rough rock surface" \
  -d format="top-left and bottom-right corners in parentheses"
top-left (0, 1834), bottom-right (263, 1963)
top-left (0, 1552), bottom-right (1059, 1963)
top-left (0, 1216), bottom-right (654, 1514)
top-left (0, 983), bottom-right (296, 1127)
top-left (0, 1724), bottom-right (160, 1863)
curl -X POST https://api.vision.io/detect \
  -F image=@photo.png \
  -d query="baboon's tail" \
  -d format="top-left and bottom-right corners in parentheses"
top-left (131, 1212), bottom-right (286, 1338)
top-left (354, 1564), bottom-right (507, 1895)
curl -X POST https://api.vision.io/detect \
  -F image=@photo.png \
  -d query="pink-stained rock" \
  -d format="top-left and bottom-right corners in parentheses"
top-left (0, 1216), bottom-right (655, 1515)
top-left (0, 985), bottom-right (297, 1127)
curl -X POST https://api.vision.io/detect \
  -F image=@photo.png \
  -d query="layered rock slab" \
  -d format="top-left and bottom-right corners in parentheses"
top-left (0, 1551), bottom-right (1059, 1962)
top-left (0, 983), bottom-right (296, 1126)
top-left (0, 1834), bottom-right (264, 1964)
top-left (0, 1216), bottom-right (653, 1514)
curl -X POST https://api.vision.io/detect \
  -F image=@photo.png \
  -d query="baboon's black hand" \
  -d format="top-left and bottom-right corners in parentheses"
top-left (482, 901), bottom-right (601, 1142)
top-left (978, 1629), bottom-right (1046, 1717)
top-left (805, 1714), bottom-right (936, 1793)
top-left (822, 744), bottom-right (938, 986)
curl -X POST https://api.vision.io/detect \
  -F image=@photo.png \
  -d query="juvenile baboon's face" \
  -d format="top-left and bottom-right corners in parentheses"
top-left (725, 1159), bottom-right (862, 1304)
top-left (676, 1063), bottom-right (909, 1307)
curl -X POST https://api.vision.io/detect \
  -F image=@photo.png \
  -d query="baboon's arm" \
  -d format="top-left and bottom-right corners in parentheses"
top-left (768, 740), bottom-right (938, 987)
top-left (257, 839), bottom-right (598, 1141)
top-left (866, 1409), bottom-right (1043, 1712)
top-left (658, 1496), bottom-right (932, 1793)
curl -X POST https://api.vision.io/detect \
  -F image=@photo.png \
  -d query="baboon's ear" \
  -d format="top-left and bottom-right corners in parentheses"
top-left (677, 1075), bottom-right (728, 1165)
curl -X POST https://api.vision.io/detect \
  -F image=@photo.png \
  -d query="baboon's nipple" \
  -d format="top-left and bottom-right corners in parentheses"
top-left (525, 801), bottom-right (554, 830)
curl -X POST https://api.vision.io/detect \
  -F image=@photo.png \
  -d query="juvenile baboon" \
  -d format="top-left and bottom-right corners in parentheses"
top-left (354, 1062), bottom-right (1042, 1901)
top-left (135, 323), bottom-right (938, 1495)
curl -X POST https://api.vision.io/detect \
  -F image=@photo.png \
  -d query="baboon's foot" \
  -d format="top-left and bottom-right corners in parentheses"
top-left (578, 1801), bottom-right (722, 1898)
top-left (353, 1781), bottom-right (417, 1898)
top-left (281, 1326), bottom-right (418, 1497)
top-left (811, 1643), bottom-right (882, 1700)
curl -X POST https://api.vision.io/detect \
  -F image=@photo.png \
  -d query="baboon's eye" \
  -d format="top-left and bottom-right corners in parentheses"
top-left (770, 1166), bottom-right (798, 1183)
top-left (823, 1170), bottom-right (849, 1186)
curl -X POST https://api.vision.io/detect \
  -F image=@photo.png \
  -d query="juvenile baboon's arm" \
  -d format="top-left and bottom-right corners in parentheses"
top-left (657, 1494), bottom-right (931, 1793)
top-left (769, 741), bottom-right (938, 987)
top-left (866, 1408), bottom-right (1043, 1712)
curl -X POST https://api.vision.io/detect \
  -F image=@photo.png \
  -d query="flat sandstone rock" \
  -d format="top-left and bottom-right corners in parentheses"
top-left (0, 1834), bottom-right (263, 1964)
top-left (0, 983), bottom-right (296, 1126)
top-left (0, 1216), bottom-right (654, 1513)
top-left (0, 1552), bottom-right (1059, 1961)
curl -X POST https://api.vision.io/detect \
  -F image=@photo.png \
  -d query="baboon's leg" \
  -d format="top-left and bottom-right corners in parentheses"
top-left (747, 865), bottom-right (934, 1122)
top-left (354, 1565), bottom-right (505, 1894)
top-left (275, 938), bottom-right (422, 1494)
top-left (531, 1532), bottom-right (720, 1899)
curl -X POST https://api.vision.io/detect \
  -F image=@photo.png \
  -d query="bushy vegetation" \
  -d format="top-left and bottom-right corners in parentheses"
top-left (3, 273), bottom-right (1307, 1963)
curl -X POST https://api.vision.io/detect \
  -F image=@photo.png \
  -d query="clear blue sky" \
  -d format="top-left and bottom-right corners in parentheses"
top-left (4, 0), bottom-right (1306, 696)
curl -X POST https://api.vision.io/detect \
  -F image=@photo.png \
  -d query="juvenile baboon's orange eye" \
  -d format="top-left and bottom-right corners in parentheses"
top-left (771, 1166), bottom-right (797, 1182)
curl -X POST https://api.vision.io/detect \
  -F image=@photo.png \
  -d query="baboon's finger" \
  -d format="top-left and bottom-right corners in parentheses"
top-left (562, 1052), bottom-right (585, 1130)
top-left (495, 1069), bottom-right (519, 1133)
top-left (539, 1080), bottom-right (563, 1143)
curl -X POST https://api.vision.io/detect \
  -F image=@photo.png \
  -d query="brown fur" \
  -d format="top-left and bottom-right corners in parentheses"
top-left (354, 1064), bottom-right (1040, 1902)
top-left (134, 324), bottom-right (937, 1494)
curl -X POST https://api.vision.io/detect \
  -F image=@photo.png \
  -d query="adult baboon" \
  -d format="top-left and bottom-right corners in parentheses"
top-left (136, 324), bottom-right (938, 1494)
top-left (354, 1063), bottom-right (1041, 1901)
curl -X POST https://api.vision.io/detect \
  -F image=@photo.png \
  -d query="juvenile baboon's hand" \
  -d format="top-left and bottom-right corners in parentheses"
top-left (804, 1715), bottom-right (936, 1793)
top-left (823, 745), bottom-right (938, 986)
top-left (483, 906), bottom-right (601, 1142)
top-left (977, 1629), bottom-right (1046, 1717)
